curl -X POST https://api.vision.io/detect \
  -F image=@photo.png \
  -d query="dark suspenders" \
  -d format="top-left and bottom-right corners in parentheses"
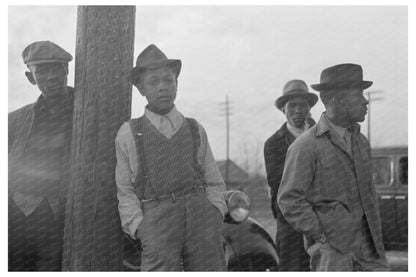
top-left (186, 117), bottom-right (205, 182)
top-left (128, 116), bottom-right (205, 200)
top-left (129, 117), bottom-right (150, 199)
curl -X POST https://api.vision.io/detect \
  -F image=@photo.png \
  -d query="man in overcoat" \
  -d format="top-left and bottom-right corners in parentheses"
top-left (264, 79), bottom-right (318, 271)
top-left (277, 63), bottom-right (388, 271)
top-left (115, 44), bottom-right (227, 271)
top-left (8, 41), bottom-right (73, 271)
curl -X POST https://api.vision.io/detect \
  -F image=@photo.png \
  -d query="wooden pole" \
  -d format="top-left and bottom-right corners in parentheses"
top-left (62, 6), bottom-right (135, 271)
top-left (220, 96), bottom-right (232, 185)
top-left (365, 90), bottom-right (383, 146)
top-left (368, 92), bottom-right (371, 144)
top-left (225, 95), bottom-right (230, 184)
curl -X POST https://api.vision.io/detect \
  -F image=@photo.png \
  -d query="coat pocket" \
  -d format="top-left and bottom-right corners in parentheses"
top-left (315, 202), bottom-right (353, 253)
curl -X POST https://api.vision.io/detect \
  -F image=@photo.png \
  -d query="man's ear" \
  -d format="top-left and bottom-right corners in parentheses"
top-left (333, 95), bottom-right (342, 107)
top-left (134, 83), bottom-right (145, 96)
top-left (25, 71), bottom-right (36, 85)
top-left (63, 63), bottom-right (69, 75)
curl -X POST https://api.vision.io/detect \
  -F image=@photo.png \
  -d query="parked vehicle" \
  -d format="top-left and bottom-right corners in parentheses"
top-left (122, 190), bottom-right (279, 271)
top-left (372, 147), bottom-right (408, 249)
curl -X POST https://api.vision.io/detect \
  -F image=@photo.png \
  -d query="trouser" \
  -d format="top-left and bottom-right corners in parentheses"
top-left (308, 220), bottom-right (388, 271)
top-left (138, 188), bottom-right (226, 271)
top-left (276, 216), bottom-right (309, 271)
top-left (8, 198), bottom-right (64, 271)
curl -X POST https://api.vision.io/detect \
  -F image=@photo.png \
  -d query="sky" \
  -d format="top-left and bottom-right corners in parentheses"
top-left (7, 4), bottom-right (409, 175)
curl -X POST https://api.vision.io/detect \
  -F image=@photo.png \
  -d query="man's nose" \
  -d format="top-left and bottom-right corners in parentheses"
top-left (294, 106), bottom-right (303, 113)
top-left (47, 73), bottom-right (58, 82)
top-left (157, 82), bottom-right (169, 92)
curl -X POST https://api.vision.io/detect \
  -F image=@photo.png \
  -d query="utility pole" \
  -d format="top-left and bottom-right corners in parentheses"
top-left (365, 90), bottom-right (383, 145)
top-left (63, 6), bottom-right (135, 271)
top-left (220, 95), bottom-right (233, 184)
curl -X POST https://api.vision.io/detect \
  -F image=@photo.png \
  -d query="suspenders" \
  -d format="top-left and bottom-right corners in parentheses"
top-left (186, 117), bottom-right (205, 183)
top-left (128, 116), bottom-right (205, 201)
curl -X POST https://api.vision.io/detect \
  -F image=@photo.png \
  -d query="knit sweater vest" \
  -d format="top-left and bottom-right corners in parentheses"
top-left (142, 117), bottom-right (197, 199)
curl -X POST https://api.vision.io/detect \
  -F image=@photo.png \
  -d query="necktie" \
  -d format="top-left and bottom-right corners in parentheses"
top-left (344, 129), bottom-right (352, 156)
top-left (159, 116), bottom-right (174, 139)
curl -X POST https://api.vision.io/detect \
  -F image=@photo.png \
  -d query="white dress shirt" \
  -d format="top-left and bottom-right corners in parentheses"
top-left (115, 106), bottom-right (227, 239)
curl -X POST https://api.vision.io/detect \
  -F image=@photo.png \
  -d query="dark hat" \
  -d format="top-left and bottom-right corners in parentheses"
top-left (130, 44), bottom-right (181, 85)
top-left (275, 79), bottom-right (318, 110)
top-left (22, 41), bottom-right (72, 66)
top-left (311, 63), bottom-right (373, 91)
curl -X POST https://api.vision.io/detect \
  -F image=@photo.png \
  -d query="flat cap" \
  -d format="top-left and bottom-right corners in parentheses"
top-left (22, 41), bottom-right (73, 66)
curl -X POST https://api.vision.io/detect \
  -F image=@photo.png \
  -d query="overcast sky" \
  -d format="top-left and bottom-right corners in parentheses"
top-left (8, 5), bottom-right (408, 174)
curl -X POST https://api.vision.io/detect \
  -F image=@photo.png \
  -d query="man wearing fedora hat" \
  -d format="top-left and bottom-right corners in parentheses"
top-left (8, 41), bottom-right (74, 271)
top-left (264, 79), bottom-right (317, 271)
top-left (115, 44), bottom-right (227, 271)
top-left (278, 64), bottom-right (388, 271)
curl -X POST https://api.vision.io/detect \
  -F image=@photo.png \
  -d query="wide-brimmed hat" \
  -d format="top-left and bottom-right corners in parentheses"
top-left (275, 79), bottom-right (318, 110)
top-left (22, 41), bottom-right (72, 66)
top-left (311, 63), bottom-right (373, 91)
top-left (130, 44), bottom-right (181, 85)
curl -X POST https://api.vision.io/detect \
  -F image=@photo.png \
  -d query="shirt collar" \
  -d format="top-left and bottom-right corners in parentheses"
top-left (316, 112), bottom-right (361, 138)
top-left (324, 113), bottom-right (347, 139)
top-left (144, 105), bottom-right (182, 130)
top-left (286, 121), bottom-right (310, 138)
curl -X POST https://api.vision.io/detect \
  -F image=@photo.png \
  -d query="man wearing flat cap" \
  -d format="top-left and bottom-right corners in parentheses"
top-left (278, 64), bottom-right (388, 271)
top-left (8, 41), bottom-right (74, 271)
top-left (264, 79), bottom-right (317, 271)
top-left (115, 44), bottom-right (227, 271)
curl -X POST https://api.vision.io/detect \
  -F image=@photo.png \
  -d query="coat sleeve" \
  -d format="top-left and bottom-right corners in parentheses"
top-left (8, 111), bottom-right (17, 153)
top-left (264, 137), bottom-right (285, 196)
top-left (197, 122), bottom-right (228, 218)
top-left (115, 123), bottom-right (143, 239)
top-left (277, 140), bottom-right (324, 241)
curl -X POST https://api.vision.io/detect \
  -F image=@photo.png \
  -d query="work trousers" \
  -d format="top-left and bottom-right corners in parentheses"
top-left (276, 216), bottom-right (309, 271)
top-left (8, 198), bottom-right (64, 271)
top-left (138, 189), bottom-right (226, 271)
top-left (307, 220), bottom-right (388, 271)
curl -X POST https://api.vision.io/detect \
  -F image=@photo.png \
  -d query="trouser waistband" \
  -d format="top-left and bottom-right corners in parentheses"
top-left (141, 186), bottom-right (206, 207)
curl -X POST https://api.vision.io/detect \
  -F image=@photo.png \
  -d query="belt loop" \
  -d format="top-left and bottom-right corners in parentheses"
top-left (171, 193), bottom-right (176, 203)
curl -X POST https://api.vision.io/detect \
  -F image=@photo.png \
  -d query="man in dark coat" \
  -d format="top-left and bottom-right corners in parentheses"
top-left (8, 41), bottom-right (73, 271)
top-left (278, 64), bottom-right (388, 271)
top-left (264, 79), bottom-right (318, 271)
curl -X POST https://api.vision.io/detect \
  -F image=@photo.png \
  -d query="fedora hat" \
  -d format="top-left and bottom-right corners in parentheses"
top-left (311, 63), bottom-right (373, 91)
top-left (130, 44), bottom-right (181, 85)
top-left (275, 79), bottom-right (318, 110)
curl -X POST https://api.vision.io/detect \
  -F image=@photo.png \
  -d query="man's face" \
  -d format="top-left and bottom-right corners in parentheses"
top-left (336, 87), bottom-right (369, 124)
top-left (283, 97), bottom-right (311, 128)
top-left (137, 66), bottom-right (178, 113)
top-left (27, 62), bottom-right (68, 97)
